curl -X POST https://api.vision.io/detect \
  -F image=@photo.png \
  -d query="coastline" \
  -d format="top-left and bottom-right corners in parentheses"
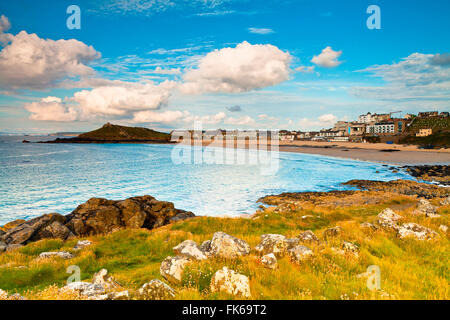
top-left (180, 140), bottom-right (450, 165)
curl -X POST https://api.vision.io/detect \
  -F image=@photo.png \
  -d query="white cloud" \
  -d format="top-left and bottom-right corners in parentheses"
top-left (298, 113), bottom-right (337, 130)
top-left (151, 66), bottom-right (181, 75)
top-left (181, 41), bottom-right (292, 94)
top-left (295, 66), bottom-right (315, 73)
top-left (25, 81), bottom-right (176, 121)
top-left (351, 52), bottom-right (450, 101)
top-left (71, 80), bottom-right (176, 117)
top-left (0, 15), bottom-right (100, 91)
top-left (133, 110), bottom-right (187, 123)
top-left (224, 115), bottom-right (256, 126)
top-left (311, 46), bottom-right (342, 68)
top-left (248, 27), bottom-right (274, 35)
top-left (24, 97), bottom-right (78, 122)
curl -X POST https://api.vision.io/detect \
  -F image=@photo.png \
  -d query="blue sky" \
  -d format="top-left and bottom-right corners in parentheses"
top-left (0, 0), bottom-right (449, 133)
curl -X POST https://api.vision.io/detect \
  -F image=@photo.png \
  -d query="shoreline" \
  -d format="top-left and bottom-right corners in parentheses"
top-left (180, 140), bottom-right (450, 165)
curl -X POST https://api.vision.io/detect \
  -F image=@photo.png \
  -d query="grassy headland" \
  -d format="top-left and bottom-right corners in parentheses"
top-left (0, 180), bottom-right (448, 300)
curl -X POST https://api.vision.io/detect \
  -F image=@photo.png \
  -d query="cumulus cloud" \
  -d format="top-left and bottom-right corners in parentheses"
top-left (133, 110), bottom-right (187, 123)
top-left (429, 53), bottom-right (450, 66)
top-left (248, 27), bottom-right (274, 34)
top-left (311, 46), bottom-right (342, 68)
top-left (180, 41), bottom-right (292, 94)
top-left (151, 66), bottom-right (182, 75)
top-left (351, 52), bottom-right (450, 100)
top-left (0, 15), bottom-right (100, 91)
top-left (26, 81), bottom-right (176, 121)
top-left (24, 97), bottom-right (78, 122)
top-left (298, 113), bottom-right (337, 130)
top-left (224, 115), bottom-right (256, 126)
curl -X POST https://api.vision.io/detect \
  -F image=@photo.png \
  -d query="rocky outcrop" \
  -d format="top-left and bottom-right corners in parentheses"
top-left (0, 195), bottom-right (194, 250)
top-left (160, 255), bottom-right (191, 283)
top-left (65, 195), bottom-right (194, 236)
top-left (255, 234), bottom-right (288, 257)
top-left (207, 232), bottom-right (250, 259)
top-left (210, 267), bottom-right (251, 298)
top-left (138, 280), bottom-right (175, 300)
top-left (74, 240), bottom-right (92, 250)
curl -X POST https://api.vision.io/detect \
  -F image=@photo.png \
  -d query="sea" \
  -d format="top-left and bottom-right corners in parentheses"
top-left (0, 135), bottom-right (416, 225)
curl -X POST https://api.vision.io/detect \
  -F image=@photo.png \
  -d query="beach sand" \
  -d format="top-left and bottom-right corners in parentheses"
top-left (180, 139), bottom-right (450, 165)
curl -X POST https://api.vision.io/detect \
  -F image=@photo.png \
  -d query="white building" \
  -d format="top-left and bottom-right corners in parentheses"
top-left (368, 122), bottom-right (395, 134)
top-left (358, 112), bottom-right (376, 123)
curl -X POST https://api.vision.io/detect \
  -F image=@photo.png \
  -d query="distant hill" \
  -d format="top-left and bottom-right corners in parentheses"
top-left (42, 123), bottom-right (172, 144)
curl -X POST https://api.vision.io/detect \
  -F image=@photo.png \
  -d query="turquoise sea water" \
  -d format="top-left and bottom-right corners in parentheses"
top-left (0, 135), bottom-right (415, 225)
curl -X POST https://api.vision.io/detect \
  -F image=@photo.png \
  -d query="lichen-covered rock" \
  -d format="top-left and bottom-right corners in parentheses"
top-left (160, 255), bottom-right (191, 283)
top-left (298, 230), bottom-right (320, 245)
top-left (397, 223), bottom-right (439, 241)
top-left (210, 267), bottom-right (251, 298)
top-left (38, 251), bottom-right (74, 260)
top-left (288, 245), bottom-right (313, 264)
top-left (108, 291), bottom-right (129, 300)
top-left (377, 208), bottom-right (403, 230)
top-left (323, 226), bottom-right (341, 239)
top-left (260, 253), bottom-right (277, 269)
top-left (74, 240), bottom-right (92, 250)
top-left (413, 199), bottom-right (440, 218)
top-left (342, 241), bottom-right (359, 257)
top-left (138, 280), bottom-right (175, 300)
top-left (173, 240), bottom-right (207, 260)
top-left (439, 225), bottom-right (448, 233)
top-left (254, 234), bottom-right (288, 257)
top-left (0, 289), bottom-right (8, 300)
top-left (65, 281), bottom-right (106, 298)
top-left (200, 240), bottom-right (212, 256)
top-left (209, 232), bottom-right (250, 259)
top-left (92, 269), bottom-right (120, 290)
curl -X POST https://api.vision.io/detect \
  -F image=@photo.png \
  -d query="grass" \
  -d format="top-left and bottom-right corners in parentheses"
top-left (0, 193), bottom-right (448, 300)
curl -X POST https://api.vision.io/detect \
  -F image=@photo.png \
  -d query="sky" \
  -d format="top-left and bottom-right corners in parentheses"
top-left (0, 0), bottom-right (449, 134)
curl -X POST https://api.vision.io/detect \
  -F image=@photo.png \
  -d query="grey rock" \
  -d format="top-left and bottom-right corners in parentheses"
top-left (160, 255), bottom-right (191, 283)
top-left (138, 280), bottom-right (176, 300)
top-left (209, 232), bottom-right (250, 259)
top-left (298, 230), bottom-right (320, 245)
top-left (173, 240), bottom-right (207, 260)
top-left (288, 245), bottom-right (313, 264)
top-left (38, 251), bottom-right (74, 260)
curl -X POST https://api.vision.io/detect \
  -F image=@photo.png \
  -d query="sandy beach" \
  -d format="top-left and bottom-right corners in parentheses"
top-left (181, 140), bottom-right (450, 165)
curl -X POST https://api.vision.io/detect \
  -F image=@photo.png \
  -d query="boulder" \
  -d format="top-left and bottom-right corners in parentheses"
top-left (3, 213), bottom-right (68, 245)
top-left (74, 240), bottom-right (92, 250)
top-left (173, 240), bottom-right (207, 260)
top-left (413, 199), bottom-right (440, 218)
top-left (108, 291), bottom-right (129, 300)
top-left (298, 230), bottom-right (320, 245)
top-left (342, 241), bottom-right (359, 257)
top-left (65, 281), bottom-right (106, 299)
top-left (260, 253), bottom-right (277, 269)
top-left (288, 245), bottom-right (313, 264)
top-left (92, 269), bottom-right (120, 290)
top-left (64, 195), bottom-right (195, 236)
top-left (439, 225), bottom-right (448, 233)
top-left (38, 251), bottom-right (74, 260)
top-left (208, 232), bottom-right (250, 259)
top-left (323, 226), bottom-right (342, 239)
top-left (160, 255), bottom-right (191, 283)
top-left (377, 208), bottom-right (403, 231)
top-left (0, 289), bottom-right (8, 300)
top-left (397, 223), bottom-right (439, 241)
top-left (138, 280), bottom-right (176, 300)
top-left (210, 267), bottom-right (251, 298)
top-left (254, 234), bottom-right (288, 257)
top-left (5, 244), bottom-right (23, 252)
top-left (199, 240), bottom-right (212, 256)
